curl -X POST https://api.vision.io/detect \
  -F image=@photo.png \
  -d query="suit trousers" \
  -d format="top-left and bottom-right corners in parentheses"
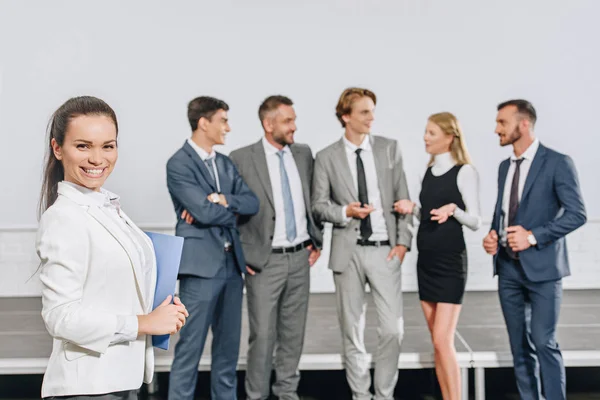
top-left (168, 252), bottom-right (243, 400)
top-left (497, 247), bottom-right (565, 400)
top-left (245, 249), bottom-right (311, 400)
top-left (45, 390), bottom-right (138, 400)
top-left (333, 245), bottom-right (404, 400)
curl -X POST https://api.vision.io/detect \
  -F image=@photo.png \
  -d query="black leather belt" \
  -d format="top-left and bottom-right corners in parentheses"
top-left (356, 239), bottom-right (390, 247)
top-left (272, 239), bottom-right (312, 254)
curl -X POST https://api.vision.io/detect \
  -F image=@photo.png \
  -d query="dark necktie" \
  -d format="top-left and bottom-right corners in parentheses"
top-left (507, 158), bottom-right (524, 259)
top-left (355, 148), bottom-right (372, 240)
top-left (205, 158), bottom-right (216, 184)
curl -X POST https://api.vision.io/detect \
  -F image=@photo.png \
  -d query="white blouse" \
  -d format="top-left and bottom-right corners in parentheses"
top-left (413, 152), bottom-right (482, 231)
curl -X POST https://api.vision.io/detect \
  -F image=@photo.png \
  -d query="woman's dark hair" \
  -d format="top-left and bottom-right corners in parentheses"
top-left (38, 96), bottom-right (118, 218)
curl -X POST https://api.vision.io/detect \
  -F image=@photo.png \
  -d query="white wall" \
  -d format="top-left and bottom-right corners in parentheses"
top-left (1, 0), bottom-right (598, 295)
top-left (1, 222), bottom-right (599, 297)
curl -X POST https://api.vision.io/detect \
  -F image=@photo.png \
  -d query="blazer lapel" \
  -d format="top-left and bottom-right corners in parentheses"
top-left (498, 159), bottom-right (510, 204)
top-left (521, 144), bottom-right (547, 203)
top-left (251, 141), bottom-right (275, 209)
top-left (290, 144), bottom-right (311, 215)
top-left (183, 142), bottom-right (217, 192)
top-left (120, 211), bottom-right (157, 313)
top-left (86, 206), bottom-right (148, 310)
top-left (371, 137), bottom-right (390, 204)
top-left (496, 159), bottom-right (510, 226)
top-left (214, 153), bottom-right (230, 192)
top-left (333, 139), bottom-right (357, 200)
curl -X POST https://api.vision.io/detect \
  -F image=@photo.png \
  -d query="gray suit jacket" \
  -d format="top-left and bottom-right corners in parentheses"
top-left (230, 140), bottom-right (323, 272)
top-left (312, 135), bottom-right (413, 272)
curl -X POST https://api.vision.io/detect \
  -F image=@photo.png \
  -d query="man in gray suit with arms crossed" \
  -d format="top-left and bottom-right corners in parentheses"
top-left (312, 88), bottom-right (412, 400)
top-left (229, 95), bottom-right (323, 400)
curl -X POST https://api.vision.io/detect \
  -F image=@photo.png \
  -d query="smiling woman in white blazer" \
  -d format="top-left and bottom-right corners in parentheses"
top-left (36, 96), bottom-right (188, 399)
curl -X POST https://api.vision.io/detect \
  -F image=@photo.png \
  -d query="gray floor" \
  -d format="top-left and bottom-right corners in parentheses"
top-left (170, 291), bottom-right (470, 359)
top-left (458, 290), bottom-right (600, 354)
top-left (1, 290), bottom-right (597, 361)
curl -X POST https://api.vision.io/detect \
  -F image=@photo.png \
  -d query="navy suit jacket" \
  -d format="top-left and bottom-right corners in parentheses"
top-left (166, 141), bottom-right (260, 278)
top-left (491, 143), bottom-right (586, 282)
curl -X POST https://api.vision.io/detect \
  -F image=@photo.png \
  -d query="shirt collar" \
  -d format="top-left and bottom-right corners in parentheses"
top-left (511, 138), bottom-right (540, 161)
top-left (343, 134), bottom-right (371, 153)
top-left (187, 138), bottom-right (216, 161)
top-left (61, 181), bottom-right (120, 209)
top-left (262, 136), bottom-right (291, 156)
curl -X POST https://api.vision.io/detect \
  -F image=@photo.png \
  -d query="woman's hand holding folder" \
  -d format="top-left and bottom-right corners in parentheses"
top-left (137, 295), bottom-right (189, 335)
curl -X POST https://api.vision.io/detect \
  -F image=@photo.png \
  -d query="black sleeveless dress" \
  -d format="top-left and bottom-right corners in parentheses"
top-left (416, 165), bottom-right (467, 304)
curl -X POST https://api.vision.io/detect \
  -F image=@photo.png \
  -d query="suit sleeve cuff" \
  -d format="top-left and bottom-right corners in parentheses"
top-left (397, 234), bottom-right (412, 251)
top-left (110, 315), bottom-right (139, 344)
top-left (530, 227), bottom-right (549, 249)
top-left (223, 194), bottom-right (235, 211)
top-left (341, 206), bottom-right (352, 225)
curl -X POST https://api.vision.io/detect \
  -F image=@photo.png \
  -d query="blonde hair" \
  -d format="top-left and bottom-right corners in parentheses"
top-left (427, 112), bottom-right (472, 166)
top-left (335, 88), bottom-right (377, 127)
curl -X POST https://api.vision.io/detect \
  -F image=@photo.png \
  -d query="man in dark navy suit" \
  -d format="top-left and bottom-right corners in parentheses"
top-left (166, 96), bottom-right (259, 400)
top-left (483, 99), bottom-right (586, 400)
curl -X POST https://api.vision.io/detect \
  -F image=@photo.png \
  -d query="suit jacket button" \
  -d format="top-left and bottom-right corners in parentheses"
top-left (272, 217), bottom-right (276, 221)
top-left (270, 235), bottom-right (273, 240)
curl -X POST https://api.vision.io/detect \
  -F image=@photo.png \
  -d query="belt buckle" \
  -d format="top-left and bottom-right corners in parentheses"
top-left (374, 241), bottom-right (381, 248)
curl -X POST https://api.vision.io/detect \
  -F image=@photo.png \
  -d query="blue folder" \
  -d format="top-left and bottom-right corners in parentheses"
top-left (145, 231), bottom-right (184, 350)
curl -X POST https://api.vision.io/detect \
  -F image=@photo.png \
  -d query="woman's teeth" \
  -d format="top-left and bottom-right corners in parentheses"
top-left (84, 168), bottom-right (103, 176)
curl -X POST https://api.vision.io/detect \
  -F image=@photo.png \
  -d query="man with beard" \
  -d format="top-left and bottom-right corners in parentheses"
top-left (483, 99), bottom-right (586, 400)
top-left (312, 88), bottom-right (412, 400)
top-left (229, 95), bottom-right (323, 400)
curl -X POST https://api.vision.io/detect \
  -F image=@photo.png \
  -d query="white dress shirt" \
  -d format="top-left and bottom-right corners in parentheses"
top-left (413, 152), bottom-right (482, 231)
top-left (341, 135), bottom-right (388, 241)
top-left (500, 138), bottom-right (540, 244)
top-left (262, 137), bottom-right (310, 247)
top-left (63, 181), bottom-right (153, 344)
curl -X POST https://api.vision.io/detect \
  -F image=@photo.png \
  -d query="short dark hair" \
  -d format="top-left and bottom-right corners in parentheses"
top-left (497, 99), bottom-right (537, 127)
top-left (187, 96), bottom-right (229, 131)
top-left (258, 95), bottom-right (293, 126)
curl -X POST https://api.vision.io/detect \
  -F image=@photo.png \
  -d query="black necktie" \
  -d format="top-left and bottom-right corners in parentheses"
top-left (355, 149), bottom-right (372, 240)
top-left (507, 158), bottom-right (524, 259)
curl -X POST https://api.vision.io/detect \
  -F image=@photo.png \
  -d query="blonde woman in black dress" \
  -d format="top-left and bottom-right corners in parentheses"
top-left (394, 112), bottom-right (481, 400)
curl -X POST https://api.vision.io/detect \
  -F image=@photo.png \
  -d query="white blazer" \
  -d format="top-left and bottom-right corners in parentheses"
top-left (36, 182), bottom-right (157, 397)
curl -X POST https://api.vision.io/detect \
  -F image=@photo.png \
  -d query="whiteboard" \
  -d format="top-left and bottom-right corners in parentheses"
top-left (0, 0), bottom-right (597, 228)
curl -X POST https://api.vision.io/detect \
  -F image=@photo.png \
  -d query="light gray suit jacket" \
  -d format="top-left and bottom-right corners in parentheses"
top-left (230, 140), bottom-right (323, 272)
top-left (312, 135), bottom-right (413, 272)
